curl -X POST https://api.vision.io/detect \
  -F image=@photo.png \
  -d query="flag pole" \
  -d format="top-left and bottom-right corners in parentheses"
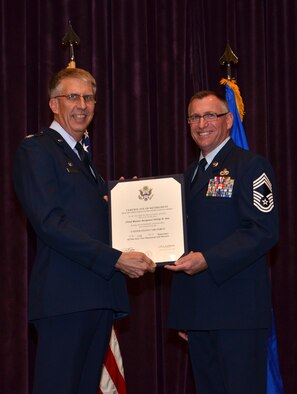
top-left (219, 41), bottom-right (238, 81)
top-left (218, 43), bottom-right (283, 393)
top-left (60, 22), bottom-right (127, 394)
top-left (218, 43), bottom-right (247, 148)
top-left (62, 20), bottom-right (80, 69)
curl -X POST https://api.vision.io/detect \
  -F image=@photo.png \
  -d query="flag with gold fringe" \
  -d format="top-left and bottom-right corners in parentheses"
top-left (220, 78), bottom-right (248, 150)
top-left (220, 78), bottom-right (283, 394)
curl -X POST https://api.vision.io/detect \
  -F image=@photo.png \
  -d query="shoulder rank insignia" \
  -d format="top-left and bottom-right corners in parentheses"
top-left (253, 173), bottom-right (274, 212)
top-left (26, 131), bottom-right (45, 138)
top-left (220, 168), bottom-right (229, 176)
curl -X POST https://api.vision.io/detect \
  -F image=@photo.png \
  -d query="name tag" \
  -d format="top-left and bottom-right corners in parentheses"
top-left (206, 176), bottom-right (234, 198)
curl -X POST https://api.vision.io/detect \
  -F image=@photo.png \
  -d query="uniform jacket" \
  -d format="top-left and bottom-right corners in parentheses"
top-left (168, 139), bottom-right (278, 330)
top-left (13, 128), bottom-right (128, 320)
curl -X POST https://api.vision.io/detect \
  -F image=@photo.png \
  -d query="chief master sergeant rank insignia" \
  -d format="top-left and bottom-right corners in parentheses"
top-left (253, 172), bottom-right (274, 212)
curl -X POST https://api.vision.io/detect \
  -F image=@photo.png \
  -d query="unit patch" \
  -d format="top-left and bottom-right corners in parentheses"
top-left (253, 173), bottom-right (274, 212)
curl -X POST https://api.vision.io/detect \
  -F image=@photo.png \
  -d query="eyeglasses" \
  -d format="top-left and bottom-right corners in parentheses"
top-left (53, 93), bottom-right (96, 103)
top-left (187, 112), bottom-right (229, 124)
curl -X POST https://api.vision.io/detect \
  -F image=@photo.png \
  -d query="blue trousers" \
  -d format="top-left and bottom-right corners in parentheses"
top-left (32, 309), bottom-right (113, 394)
top-left (188, 328), bottom-right (268, 394)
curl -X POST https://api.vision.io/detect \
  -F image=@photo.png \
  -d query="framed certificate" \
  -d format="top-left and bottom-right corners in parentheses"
top-left (108, 175), bottom-right (187, 265)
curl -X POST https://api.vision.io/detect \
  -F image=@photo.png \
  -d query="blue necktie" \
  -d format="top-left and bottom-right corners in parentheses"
top-left (191, 157), bottom-right (207, 189)
top-left (75, 142), bottom-right (95, 178)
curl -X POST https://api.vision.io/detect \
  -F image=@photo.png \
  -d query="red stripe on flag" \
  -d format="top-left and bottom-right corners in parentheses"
top-left (103, 345), bottom-right (127, 394)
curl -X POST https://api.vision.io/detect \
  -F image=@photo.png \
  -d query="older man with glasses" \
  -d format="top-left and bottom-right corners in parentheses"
top-left (13, 67), bottom-right (155, 394)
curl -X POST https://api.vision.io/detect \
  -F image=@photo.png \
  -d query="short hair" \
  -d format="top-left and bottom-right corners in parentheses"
top-left (188, 90), bottom-right (229, 114)
top-left (48, 68), bottom-right (97, 97)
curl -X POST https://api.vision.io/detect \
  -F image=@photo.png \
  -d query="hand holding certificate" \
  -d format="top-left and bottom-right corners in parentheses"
top-left (108, 175), bottom-right (187, 265)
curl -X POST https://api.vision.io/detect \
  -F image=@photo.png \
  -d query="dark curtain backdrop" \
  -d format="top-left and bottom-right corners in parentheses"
top-left (1, 0), bottom-right (296, 393)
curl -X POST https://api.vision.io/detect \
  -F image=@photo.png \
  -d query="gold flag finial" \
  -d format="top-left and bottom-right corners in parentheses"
top-left (219, 42), bottom-right (244, 120)
top-left (62, 20), bottom-right (80, 68)
top-left (219, 41), bottom-right (238, 81)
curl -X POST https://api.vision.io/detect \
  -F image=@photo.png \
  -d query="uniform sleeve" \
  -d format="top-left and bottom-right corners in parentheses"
top-left (203, 155), bottom-right (279, 285)
top-left (13, 137), bottom-right (121, 279)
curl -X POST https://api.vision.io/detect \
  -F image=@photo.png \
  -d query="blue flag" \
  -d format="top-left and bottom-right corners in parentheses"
top-left (225, 84), bottom-right (249, 150)
top-left (266, 314), bottom-right (284, 393)
top-left (222, 79), bottom-right (283, 394)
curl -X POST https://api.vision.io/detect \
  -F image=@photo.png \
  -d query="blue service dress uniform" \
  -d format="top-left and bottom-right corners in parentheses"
top-left (168, 139), bottom-right (278, 393)
top-left (13, 128), bottom-right (129, 394)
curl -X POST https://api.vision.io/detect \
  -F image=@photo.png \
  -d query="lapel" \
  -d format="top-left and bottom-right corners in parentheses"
top-left (45, 128), bottom-right (101, 186)
top-left (189, 139), bottom-right (235, 201)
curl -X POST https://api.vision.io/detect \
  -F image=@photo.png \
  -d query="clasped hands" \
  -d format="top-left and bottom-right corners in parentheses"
top-left (115, 251), bottom-right (208, 279)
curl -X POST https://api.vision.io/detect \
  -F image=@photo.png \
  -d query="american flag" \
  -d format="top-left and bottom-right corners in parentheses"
top-left (65, 50), bottom-right (127, 393)
top-left (98, 327), bottom-right (127, 394)
top-left (83, 131), bottom-right (127, 394)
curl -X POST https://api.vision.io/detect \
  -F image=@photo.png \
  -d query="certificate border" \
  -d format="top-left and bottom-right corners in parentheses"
top-left (108, 174), bottom-right (188, 266)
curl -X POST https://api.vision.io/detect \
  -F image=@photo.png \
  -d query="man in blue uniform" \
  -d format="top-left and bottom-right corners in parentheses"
top-left (13, 67), bottom-right (155, 394)
top-left (166, 90), bottom-right (278, 394)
